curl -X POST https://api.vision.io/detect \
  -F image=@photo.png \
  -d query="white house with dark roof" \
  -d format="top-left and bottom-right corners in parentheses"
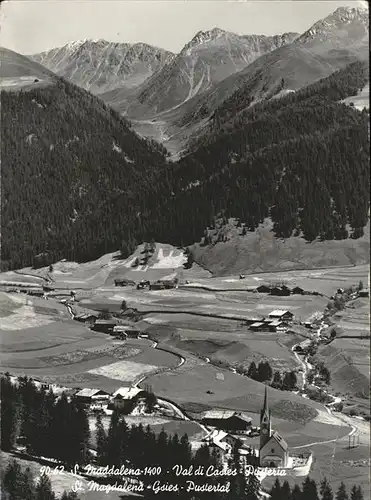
top-left (110, 386), bottom-right (146, 408)
top-left (74, 388), bottom-right (110, 406)
top-left (268, 310), bottom-right (294, 322)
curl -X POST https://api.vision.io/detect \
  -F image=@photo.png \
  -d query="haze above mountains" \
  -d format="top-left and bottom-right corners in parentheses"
top-left (1, 5), bottom-right (369, 273)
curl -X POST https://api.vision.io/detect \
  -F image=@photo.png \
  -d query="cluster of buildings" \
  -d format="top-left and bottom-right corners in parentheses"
top-left (245, 310), bottom-right (294, 333)
top-left (195, 388), bottom-right (291, 469)
top-left (255, 284), bottom-right (305, 296)
top-left (4, 374), bottom-right (148, 414)
top-left (114, 274), bottom-right (179, 290)
top-left (73, 386), bottom-right (148, 413)
top-left (72, 311), bottom-right (143, 339)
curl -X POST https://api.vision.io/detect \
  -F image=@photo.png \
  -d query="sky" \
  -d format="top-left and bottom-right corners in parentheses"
top-left (0, 0), bottom-right (368, 55)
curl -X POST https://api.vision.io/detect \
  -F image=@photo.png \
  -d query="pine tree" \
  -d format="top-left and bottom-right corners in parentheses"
top-left (144, 389), bottom-right (157, 413)
top-left (270, 478), bottom-right (282, 500)
top-left (155, 428), bottom-right (169, 469)
top-left (106, 409), bottom-right (121, 466)
top-left (35, 474), bottom-right (55, 500)
top-left (271, 371), bottom-right (282, 389)
top-left (247, 362), bottom-right (258, 380)
top-left (283, 371), bottom-right (298, 391)
top-left (3, 460), bottom-right (23, 499)
top-left (320, 477), bottom-right (334, 500)
top-left (19, 467), bottom-right (36, 500)
top-left (60, 492), bottom-right (79, 500)
top-left (1, 377), bottom-right (21, 451)
top-left (257, 362), bottom-right (272, 382)
top-left (281, 480), bottom-right (291, 500)
top-left (291, 484), bottom-right (303, 500)
top-left (302, 477), bottom-right (319, 500)
top-left (95, 413), bottom-right (107, 465)
top-left (52, 393), bottom-right (72, 463)
top-left (336, 482), bottom-right (349, 500)
top-left (350, 485), bottom-right (363, 500)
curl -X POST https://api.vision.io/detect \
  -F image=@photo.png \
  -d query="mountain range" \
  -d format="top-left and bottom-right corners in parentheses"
top-left (104, 6), bottom-right (369, 153)
top-left (1, 5), bottom-right (370, 273)
top-left (27, 7), bottom-right (369, 155)
top-left (30, 40), bottom-right (174, 94)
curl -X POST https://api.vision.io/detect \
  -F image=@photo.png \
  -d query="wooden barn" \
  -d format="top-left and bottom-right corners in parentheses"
top-left (270, 286), bottom-right (291, 296)
top-left (91, 319), bottom-right (117, 334)
top-left (114, 279), bottom-right (136, 287)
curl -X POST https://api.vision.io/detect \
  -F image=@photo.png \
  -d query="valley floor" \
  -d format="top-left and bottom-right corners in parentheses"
top-left (0, 248), bottom-right (369, 497)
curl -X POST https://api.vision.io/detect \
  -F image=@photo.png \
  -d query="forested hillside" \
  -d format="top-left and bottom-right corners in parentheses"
top-left (206, 60), bottom-right (370, 133)
top-left (1, 77), bottom-right (170, 270)
top-left (1, 60), bottom-right (369, 271)
top-left (168, 61), bottom-right (369, 243)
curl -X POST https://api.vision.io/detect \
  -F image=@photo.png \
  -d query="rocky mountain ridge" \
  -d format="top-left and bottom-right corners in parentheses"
top-left (134, 30), bottom-right (299, 115)
top-left (29, 39), bottom-right (174, 94)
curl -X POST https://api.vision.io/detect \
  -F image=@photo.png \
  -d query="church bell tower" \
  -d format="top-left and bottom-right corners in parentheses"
top-left (260, 386), bottom-right (271, 449)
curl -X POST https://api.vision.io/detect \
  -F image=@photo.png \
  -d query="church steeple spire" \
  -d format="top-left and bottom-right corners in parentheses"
top-left (260, 386), bottom-right (271, 450)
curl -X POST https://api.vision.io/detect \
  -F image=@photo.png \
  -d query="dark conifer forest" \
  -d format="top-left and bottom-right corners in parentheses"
top-left (1, 61), bottom-right (369, 270)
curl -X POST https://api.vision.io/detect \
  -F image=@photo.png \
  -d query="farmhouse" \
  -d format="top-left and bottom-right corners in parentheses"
top-left (137, 280), bottom-right (150, 290)
top-left (201, 410), bottom-right (252, 432)
top-left (110, 387), bottom-right (146, 408)
top-left (250, 322), bottom-right (267, 332)
top-left (91, 319), bottom-right (117, 334)
top-left (267, 320), bottom-right (288, 332)
top-left (158, 274), bottom-right (179, 289)
top-left (268, 310), bottom-right (294, 322)
top-left (294, 339), bottom-right (312, 353)
top-left (270, 286), bottom-right (290, 297)
top-left (74, 388), bottom-right (110, 406)
top-left (259, 388), bottom-right (289, 468)
top-left (244, 316), bottom-right (265, 326)
top-left (256, 285), bottom-right (271, 294)
top-left (292, 286), bottom-right (304, 295)
top-left (114, 279), bottom-right (136, 287)
top-left (112, 325), bottom-right (141, 338)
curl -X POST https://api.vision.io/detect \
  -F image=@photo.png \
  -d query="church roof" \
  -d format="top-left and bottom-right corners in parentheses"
top-left (268, 431), bottom-right (288, 451)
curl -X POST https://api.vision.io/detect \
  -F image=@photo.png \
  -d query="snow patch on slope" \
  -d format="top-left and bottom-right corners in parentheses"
top-left (152, 248), bottom-right (187, 269)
